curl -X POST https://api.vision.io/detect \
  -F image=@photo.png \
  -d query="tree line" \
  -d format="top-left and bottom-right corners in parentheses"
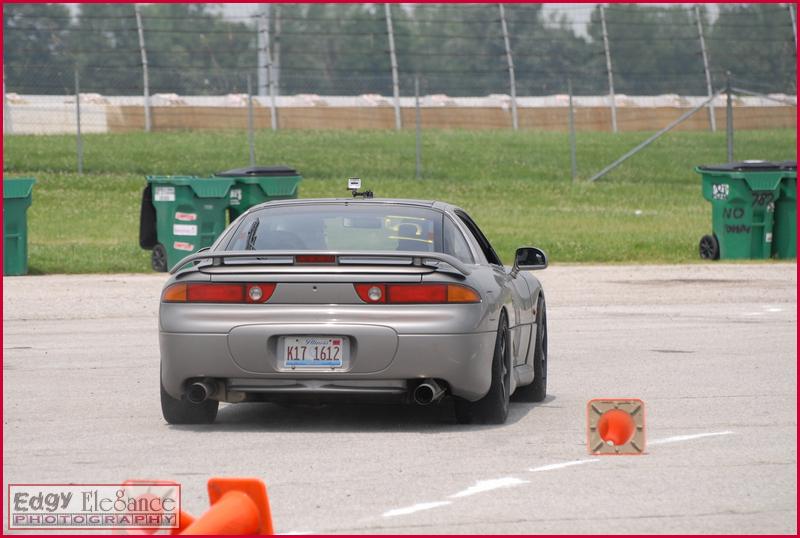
top-left (3, 3), bottom-right (796, 97)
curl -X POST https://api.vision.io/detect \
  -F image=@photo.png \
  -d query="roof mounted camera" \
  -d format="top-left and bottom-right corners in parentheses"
top-left (347, 177), bottom-right (373, 198)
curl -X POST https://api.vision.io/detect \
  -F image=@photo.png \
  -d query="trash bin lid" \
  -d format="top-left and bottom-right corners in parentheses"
top-left (146, 175), bottom-right (234, 198)
top-left (3, 178), bottom-right (36, 199)
top-left (698, 160), bottom-right (796, 172)
top-left (215, 165), bottom-right (298, 177)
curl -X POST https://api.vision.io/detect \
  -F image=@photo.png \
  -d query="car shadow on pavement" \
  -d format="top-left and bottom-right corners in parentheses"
top-left (169, 395), bottom-right (557, 433)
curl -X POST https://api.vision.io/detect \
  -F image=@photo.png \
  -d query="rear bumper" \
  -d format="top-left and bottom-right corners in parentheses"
top-left (160, 328), bottom-right (495, 402)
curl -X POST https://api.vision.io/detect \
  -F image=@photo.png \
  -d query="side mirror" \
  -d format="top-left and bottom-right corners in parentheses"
top-left (514, 246), bottom-right (548, 271)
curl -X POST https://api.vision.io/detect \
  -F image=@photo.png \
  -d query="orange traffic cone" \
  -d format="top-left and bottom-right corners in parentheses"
top-left (172, 511), bottom-right (196, 535)
top-left (587, 398), bottom-right (645, 455)
top-left (180, 478), bottom-right (273, 535)
top-left (115, 480), bottom-right (182, 535)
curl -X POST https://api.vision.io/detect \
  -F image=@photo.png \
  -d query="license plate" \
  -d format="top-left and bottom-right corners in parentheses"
top-left (284, 336), bottom-right (345, 368)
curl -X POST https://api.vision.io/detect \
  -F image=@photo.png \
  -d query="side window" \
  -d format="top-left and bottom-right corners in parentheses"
top-left (457, 211), bottom-right (502, 266)
top-left (443, 217), bottom-right (474, 264)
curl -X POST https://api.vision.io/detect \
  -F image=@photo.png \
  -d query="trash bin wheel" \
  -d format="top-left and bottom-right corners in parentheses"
top-left (699, 234), bottom-right (720, 260)
top-left (152, 243), bottom-right (168, 272)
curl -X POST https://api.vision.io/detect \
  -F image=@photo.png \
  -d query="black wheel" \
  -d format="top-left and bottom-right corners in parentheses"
top-left (151, 243), bottom-right (168, 272)
top-left (699, 234), bottom-right (720, 260)
top-left (454, 312), bottom-right (511, 425)
top-left (160, 378), bottom-right (218, 425)
top-left (512, 295), bottom-right (547, 402)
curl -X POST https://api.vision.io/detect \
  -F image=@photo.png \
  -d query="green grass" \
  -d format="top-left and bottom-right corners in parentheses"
top-left (4, 129), bottom-right (796, 274)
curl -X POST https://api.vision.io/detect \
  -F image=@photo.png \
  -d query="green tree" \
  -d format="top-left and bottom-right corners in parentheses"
top-left (585, 4), bottom-right (707, 96)
top-left (3, 3), bottom-right (74, 93)
top-left (708, 3), bottom-right (796, 93)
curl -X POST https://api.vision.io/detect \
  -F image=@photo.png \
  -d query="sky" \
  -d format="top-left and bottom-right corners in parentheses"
top-left (215, 3), bottom-right (722, 38)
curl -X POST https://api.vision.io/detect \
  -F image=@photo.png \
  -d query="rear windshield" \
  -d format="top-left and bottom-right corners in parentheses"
top-left (226, 203), bottom-right (447, 253)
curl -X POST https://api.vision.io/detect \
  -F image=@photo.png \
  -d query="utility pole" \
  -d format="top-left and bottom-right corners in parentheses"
top-left (789, 3), bottom-right (798, 51)
top-left (134, 3), bottom-right (151, 132)
top-left (498, 4), bottom-right (518, 131)
top-left (599, 5), bottom-right (617, 133)
top-left (694, 5), bottom-right (716, 132)
top-left (385, 3), bottom-right (402, 130)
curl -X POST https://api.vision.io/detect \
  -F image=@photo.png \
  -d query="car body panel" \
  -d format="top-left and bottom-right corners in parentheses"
top-left (159, 197), bottom-right (545, 405)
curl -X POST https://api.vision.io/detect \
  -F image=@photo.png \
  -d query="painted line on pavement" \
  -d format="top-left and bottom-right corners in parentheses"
top-left (373, 430), bottom-right (735, 524)
top-left (383, 501), bottom-right (453, 518)
top-left (529, 459), bottom-right (599, 472)
top-left (449, 477), bottom-right (528, 498)
top-left (648, 430), bottom-right (734, 446)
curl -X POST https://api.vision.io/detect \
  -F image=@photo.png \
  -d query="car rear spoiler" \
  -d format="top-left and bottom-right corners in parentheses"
top-left (170, 250), bottom-right (473, 277)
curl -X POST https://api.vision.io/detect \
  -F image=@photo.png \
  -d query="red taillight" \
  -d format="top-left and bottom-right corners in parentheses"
top-left (162, 283), bottom-right (276, 303)
top-left (389, 284), bottom-right (447, 303)
top-left (354, 284), bottom-right (386, 303)
top-left (187, 283), bottom-right (245, 303)
top-left (354, 283), bottom-right (480, 304)
top-left (296, 255), bottom-right (336, 264)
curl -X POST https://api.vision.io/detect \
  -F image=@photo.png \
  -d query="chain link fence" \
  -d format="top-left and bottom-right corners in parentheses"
top-left (3, 3), bottom-right (797, 176)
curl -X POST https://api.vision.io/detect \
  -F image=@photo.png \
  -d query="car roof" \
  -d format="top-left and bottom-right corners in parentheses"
top-left (248, 197), bottom-right (460, 213)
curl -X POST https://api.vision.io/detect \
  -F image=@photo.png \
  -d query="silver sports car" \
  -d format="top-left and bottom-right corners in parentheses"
top-left (159, 189), bottom-right (548, 425)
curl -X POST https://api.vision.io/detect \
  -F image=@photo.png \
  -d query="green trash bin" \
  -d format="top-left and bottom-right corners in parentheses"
top-left (3, 178), bottom-right (36, 276)
top-left (696, 161), bottom-right (792, 260)
top-left (139, 176), bottom-right (234, 272)
top-left (772, 162), bottom-right (796, 259)
top-left (215, 166), bottom-right (302, 221)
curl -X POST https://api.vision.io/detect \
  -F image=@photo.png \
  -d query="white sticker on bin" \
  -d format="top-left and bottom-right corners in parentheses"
top-left (766, 232), bottom-right (773, 243)
top-left (175, 212), bottom-right (197, 222)
top-left (173, 224), bottom-right (198, 237)
top-left (230, 188), bottom-right (242, 206)
top-left (154, 186), bottom-right (175, 202)
top-left (174, 241), bottom-right (195, 251)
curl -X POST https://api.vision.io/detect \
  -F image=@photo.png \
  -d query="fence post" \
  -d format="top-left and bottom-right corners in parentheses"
top-left (247, 74), bottom-right (256, 167)
top-left (587, 90), bottom-right (721, 182)
top-left (384, 3), bottom-right (402, 131)
top-left (134, 3), bottom-right (151, 132)
top-left (599, 5), bottom-right (617, 133)
top-left (257, 5), bottom-right (268, 96)
top-left (74, 67), bottom-right (83, 175)
top-left (694, 5), bottom-right (716, 132)
top-left (3, 66), bottom-right (11, 134)
top-left (415, 76), bottom-right (422, 179)
top-left (273, 4), bottom-right (281, 95)
top-left (498, 4), bottom-right (518, 131)
top-left (726, 72), bottom-right (733, 162)
top-left (568, 79), bottom-right (577, 183)
top-left (264, 5), bottom-right (278, 130)
top-left (789, 4), bottom-right (798, 51)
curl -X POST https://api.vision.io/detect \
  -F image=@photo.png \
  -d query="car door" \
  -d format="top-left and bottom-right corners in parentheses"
top-left (455, 211), bottom-right (532, 367)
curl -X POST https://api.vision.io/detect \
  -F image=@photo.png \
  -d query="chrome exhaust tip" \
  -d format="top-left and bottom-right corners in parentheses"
top-left (413, 379), bottom-right (445, 405)
top-left (186, 380), bottom-right (216, 404)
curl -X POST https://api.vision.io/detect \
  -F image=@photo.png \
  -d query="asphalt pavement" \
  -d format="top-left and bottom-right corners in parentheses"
top-left (3, 263), bottom-right (796, 534)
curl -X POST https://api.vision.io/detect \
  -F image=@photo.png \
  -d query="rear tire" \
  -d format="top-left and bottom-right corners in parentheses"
top-left (152, 243), bottom-right (168, 272)
top-left (512, 295), bottom-right (547, 402)
top-left (161, 378), bottom-right (218, 425)
top-left (454, 312), bottom-right (510, 425)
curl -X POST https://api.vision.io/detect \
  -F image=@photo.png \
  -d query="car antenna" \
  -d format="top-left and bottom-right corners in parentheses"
top-left (347, 177), bottom-right (373, 198)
